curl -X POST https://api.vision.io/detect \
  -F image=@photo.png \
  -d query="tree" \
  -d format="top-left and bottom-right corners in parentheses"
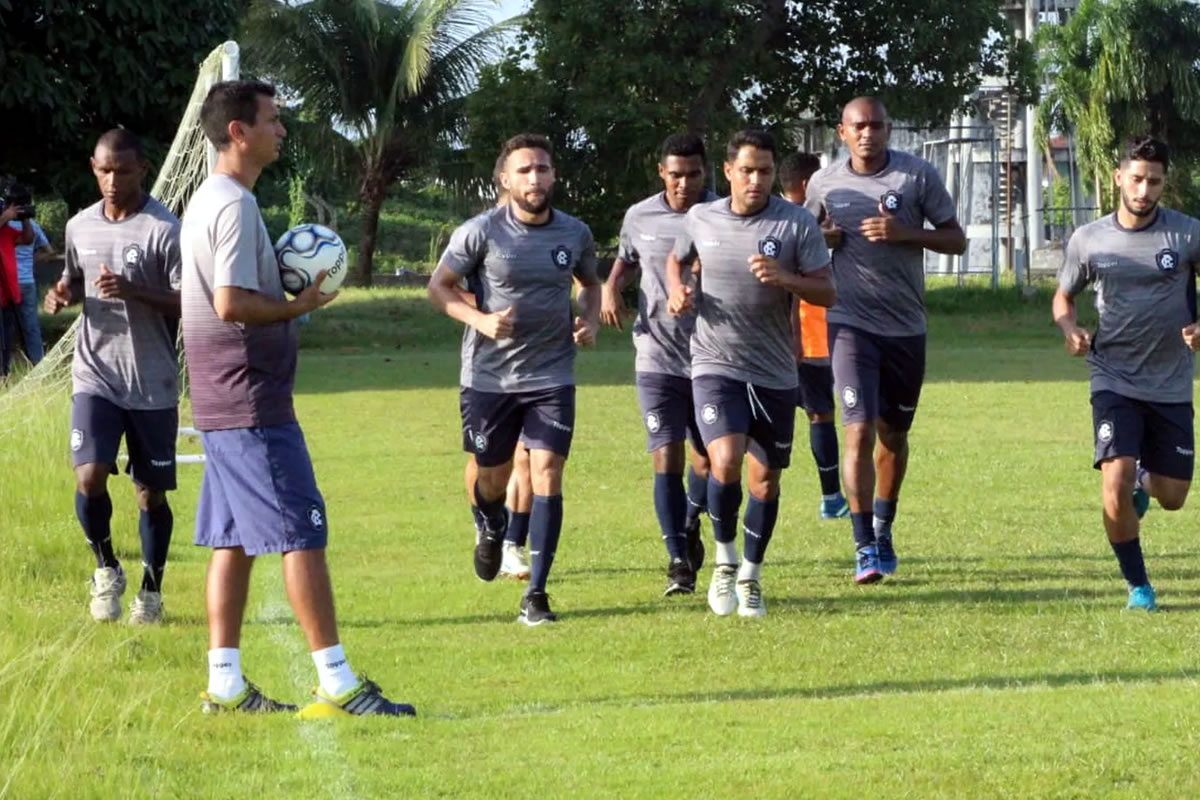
top-left (242, 0), bottom-right (511, 285)
top-left (1036, 0), bottom-right (1200, 214)
top-left (0, 0), bottom-right (245, 209)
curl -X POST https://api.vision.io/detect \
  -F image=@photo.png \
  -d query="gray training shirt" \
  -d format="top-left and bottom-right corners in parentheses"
top-left (1059, 209), bottom-right (1200, 404)
top-left (63, 197), bottom-right (181, 410)
top-left (618, 190), bottom-right (717, 378)
top-left (674, 195), bottom-right (830, 390)
top-left (441, 204), bottom-right (598, 392)
top-left (805, 149), bottom-right (957, 337)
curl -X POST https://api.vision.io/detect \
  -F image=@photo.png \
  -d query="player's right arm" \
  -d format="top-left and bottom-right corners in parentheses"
top-left (1053, 232), bottom-right (1092, 356)
top-left (666, 214), bottom-right (699, 315)
top-left (427, 216), bottom-right (514, 340)
top-left (44, 224), bottom-right (82, 314)
top-left (601, 257), bottom-right (635, 330)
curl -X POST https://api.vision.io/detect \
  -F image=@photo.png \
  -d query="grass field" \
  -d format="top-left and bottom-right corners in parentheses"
top-left (4, 285), bottom-right (1200, 799)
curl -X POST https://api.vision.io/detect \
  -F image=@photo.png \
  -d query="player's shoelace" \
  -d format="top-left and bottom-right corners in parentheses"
top-left (740, 580), bottom-right (762, 608)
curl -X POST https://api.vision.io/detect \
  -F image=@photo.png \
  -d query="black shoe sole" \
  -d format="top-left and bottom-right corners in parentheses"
top-left (473, 540), bottom-right (503, 582)
top-left (663, 581), bottom-right (696, 597)
top-left (518, 613), bottom-right (557, 626)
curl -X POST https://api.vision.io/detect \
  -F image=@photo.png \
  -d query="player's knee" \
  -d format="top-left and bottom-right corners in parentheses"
top-left (747, 474), bottom-right (779, 500)
top-left (135, 485), bottom-right (167, 511)
top-left (842, 423), bottom-right (872, 453)
top-left (1156, 482), bottom-right (1189, 511)
top-left (74, 464), bottom-right (108, 496)
top-left (651, 443), bottom-right (685, 474)
top-left (808, 411), bottom-right (833, 424)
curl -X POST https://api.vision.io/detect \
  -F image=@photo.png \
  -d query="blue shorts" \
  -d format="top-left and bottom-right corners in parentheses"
top-left (1092, 391), bottom-right (1194, 480)
top-left (460, 385), bottom-right (575, 467)
top-left (70, 393), bottom-right (177, 491)
top-left (796, 362), bottom-right (835, 416)
top-left (635, 372), bottom-right (707, 455)
top-left (195, 423), bottom-right (328, 555)
top-left (830, 324), bottom-right (926, 431)
top-left (692, 374), bottom-right (797, 469)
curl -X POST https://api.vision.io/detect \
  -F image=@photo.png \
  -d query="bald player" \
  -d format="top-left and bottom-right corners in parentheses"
top-left (1054, 136), bottom-right (1200, 612)
top-left (804, 96), bottom-right (965, 584)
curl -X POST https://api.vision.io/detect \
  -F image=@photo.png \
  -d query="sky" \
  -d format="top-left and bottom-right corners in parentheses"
top-left (490, 0), bottom-right (528, 23)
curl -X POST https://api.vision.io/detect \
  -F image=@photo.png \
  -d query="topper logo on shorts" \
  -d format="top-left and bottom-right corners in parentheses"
top-left (758, 236), bottom-right (782, 258)
top-left (645, 412), bottom-right (661, 433)
top-left (1156, 248), bottom-right (1179, 272)
top-left (308, 505), bottom-right (325, 531)
top-left (122, 243), bottom-right (143, 269)
top-left (473, 430), bottom-right (489, 453)
top-left (881, 191), bottom-right (902, 214)
top-left (842, 386), bottom-right (858, 410)
top-left (551, 245), bottom-right (572, 270)
top-left (70, 428), bottom-right (83, 451)
top-left (1097, 420), bottom-right (1114, 443)
top-left (701, 404), bottom-right (719, 425)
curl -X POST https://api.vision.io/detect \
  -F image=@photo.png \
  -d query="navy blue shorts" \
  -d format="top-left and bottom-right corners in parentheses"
top-left (461, 385), bottom-right (575, 467)
top-left (796, 362), bottom-right (835, 416)
top-left (635, 372), bottom-right (707, 455)
top-left (70, 393), bottom-right (177, 491)
top-left (692, 374), bottom-right (797, 469)
top-left (1092, 391), bottom-right (1194, 480)
top-left (195, 423), bottom-right (328, 555)
top-left (830, 324), bottom-right (926, 431)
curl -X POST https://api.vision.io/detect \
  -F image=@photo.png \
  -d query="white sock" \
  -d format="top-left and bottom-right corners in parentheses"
top-left (738, 560), bottom-right (762, 582)
top-left (822, 492), bottom-right (841, 502)
top-left (207, 648), bottom-right (245, 700)
top-left (313, 644), bottom-right (359, 698)
top-left (715, 540), bottom-right (739, 567)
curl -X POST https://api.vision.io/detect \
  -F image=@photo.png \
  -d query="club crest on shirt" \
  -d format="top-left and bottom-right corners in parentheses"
top-left (122, 243), bottom-right (143, 269)
top-left (1156, 248), bottom-right (1179, 272)
top-left (1097, 420), bottom-right (1114, 444)
top-left (758, 236), bottom-right (782, 259)
top-left (307, 505), bottom-right (325, 531)
top-left (880, 191), bottom-right (902, 214)
top-left (550, 245), bottom-right (572, 270)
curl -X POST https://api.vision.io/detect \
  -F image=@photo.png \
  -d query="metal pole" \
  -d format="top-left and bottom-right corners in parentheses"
top-left (1006, 96), bottom-right (1015, 281)
top-left (991, 126), bottom-right (999, 290)
top-left (1024, 0), bottom-right (1045, 257)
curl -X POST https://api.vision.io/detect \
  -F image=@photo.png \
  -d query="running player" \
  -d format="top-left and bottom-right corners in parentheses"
top-left (43, 129), bottom-right (181, 625)
top-left (183, 80), bottom-right (413, 715)
top-left (778, 152), bottom-right (849, 520)
top-left (804, 97), bottom-right (965, 583)
top-left (601, 132), bottom-right (716, 596)
top-left (1054, 136), bottom-right (1200, 611)
top-left (429, 133), bottom-right (601, 625)
top-left (667, 130), bottom-right (835, 617)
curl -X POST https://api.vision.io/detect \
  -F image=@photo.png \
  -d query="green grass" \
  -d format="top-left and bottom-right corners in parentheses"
top-left (1, 286), bottom-right (1193, 799)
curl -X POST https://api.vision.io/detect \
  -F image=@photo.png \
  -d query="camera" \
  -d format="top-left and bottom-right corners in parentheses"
top-left (0, 179), bottom-right (36, 220)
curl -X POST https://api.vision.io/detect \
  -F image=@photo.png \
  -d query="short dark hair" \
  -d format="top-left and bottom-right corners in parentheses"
top-left (660, 132), bottom-right (707, 164)
top-left (1120, 136), bottom-right (1170, 172)
top-left (200, 80), bottom-right (277, 149)
top-left (726, 130), bottom-right (776, 162)
top-left (95, 128), bottom-right (144, 159)
top-left (498, 133), bottom-right (554, 170)
top-left (779, 152), bottom-right (821, 188)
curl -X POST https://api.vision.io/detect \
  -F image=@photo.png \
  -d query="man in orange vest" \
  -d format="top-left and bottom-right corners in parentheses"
top-left (779, 153), bottom-right (849, 519)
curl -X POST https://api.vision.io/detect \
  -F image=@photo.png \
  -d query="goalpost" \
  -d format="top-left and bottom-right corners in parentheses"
top-left (0, 40), bottom-right (240, 454)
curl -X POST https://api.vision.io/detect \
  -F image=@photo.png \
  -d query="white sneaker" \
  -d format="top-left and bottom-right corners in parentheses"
top-left (129, 590), bottom-right (164, 625)
top-left (707, 565), bottom-right (738, 616)
top-left (89, 566), bottom-right (126, 622)
top-left (500, 542), bottom-right (531, 581)
top-left (736, 578), bottom-right (766, 618)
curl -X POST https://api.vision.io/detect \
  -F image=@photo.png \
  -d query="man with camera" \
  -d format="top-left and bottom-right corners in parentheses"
top-left (0, 180), bottom-right (35, 377)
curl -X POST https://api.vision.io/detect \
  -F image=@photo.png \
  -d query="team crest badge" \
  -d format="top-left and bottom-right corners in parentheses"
top-left (1156, 248), bottom-right (1179, 272)
top-left (758, 236), bottom-right (782, 259)
top-left (645, 412), bottom-right (661, 433)
top-left (700, 404), bottom-right (719, 425)
top-left (550, 245), bottom-right (572, 270)
top-left (473, 430), bottom-right (489, 453)
top-left (1097, 420), bottom-right (1114, 444)
top-left (70, 428), bottom-right (83, 452)
top-left (122, 244), bottom-right (143, 269)
top-left (307, 505), bottom-right (325, 531)
top-left (880, 191), bottom-right (902, 214)
top-left (842, 386), bottom-right (859, 410)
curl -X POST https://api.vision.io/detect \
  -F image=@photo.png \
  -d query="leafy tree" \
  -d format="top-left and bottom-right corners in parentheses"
top-left (0, 0), bottom-right (245, 209)
top-left (242, 0), bottom-right (511, 285)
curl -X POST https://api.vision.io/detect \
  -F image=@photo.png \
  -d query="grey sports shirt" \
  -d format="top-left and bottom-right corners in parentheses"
top-left (618, 190), bottom-right (717, 378)
top-left (805, 149), bottom-right (957, 337)
top-left (674, 195), bottom-right (830, 390)
top-left (1060, 209), bottom-right (1200, 404)
top-left (441, 205), bottom-right (598, 392)
top-left (63, 197), bottom-right (181, 410)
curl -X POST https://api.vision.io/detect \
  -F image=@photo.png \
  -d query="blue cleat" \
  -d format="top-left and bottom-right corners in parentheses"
top-left (876, 533), bottom-right (897, 575)
top-left (1126, 583), bottom-right (1157, 612)
top-left (855, 545), bottom-right (883, 584)
top-left (820, 495), bottom-right (850, 520)
top-left (1132, 463), bottom-right (1150, 519)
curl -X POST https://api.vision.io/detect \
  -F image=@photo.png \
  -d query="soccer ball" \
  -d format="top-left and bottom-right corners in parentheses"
top-left (274, 223), bottom-right (348, 295)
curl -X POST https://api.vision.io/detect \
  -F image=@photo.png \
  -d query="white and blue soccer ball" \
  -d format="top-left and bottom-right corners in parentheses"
top-left (274, 223), bottom-right (348, 295)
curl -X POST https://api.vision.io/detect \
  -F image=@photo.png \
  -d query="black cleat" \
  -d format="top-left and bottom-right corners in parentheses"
top-left (685, 516), bottom-right (705, 573)
top-left (473, 510), bottom-right (507, 582)
top-left (664, 558), bottom-right (696, 596)
top-left (518, 590), bottom-right (558, 626)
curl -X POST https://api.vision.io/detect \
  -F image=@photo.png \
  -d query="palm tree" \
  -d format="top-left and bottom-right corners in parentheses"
top-left (1036, 0), bottom-right (1200, 215)
top-left (242, 0), bottom-right (513, 285)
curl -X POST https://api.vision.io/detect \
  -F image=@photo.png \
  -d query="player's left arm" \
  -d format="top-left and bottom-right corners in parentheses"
top-left (572, 230), bottom-right (601, 346)
top-left (93, 228), bottom-right (181, 315)
top-left (749, 213), bottom-right (836, 306)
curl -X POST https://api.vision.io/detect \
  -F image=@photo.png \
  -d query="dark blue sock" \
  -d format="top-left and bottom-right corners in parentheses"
top-left (528, 494), bottom-right (563, 592)
top-left (851, 511), bottom-right (874, 549)
top-left (653, 473), bottom-right (688, 560)
top-left (1110, 538), bottom-right (1149, 587)
top-left (505, 509), bottom-right (530, 546)
top-left (810, 421), bottom-right (842, 496)
top-left (742, 494), bottom-right (780, 564)
top-left (473, 481), bottom-right (506, 536)
top-left (685, 467), bottom-right (708, 525)
top-left (873, 497), bottom-right (898, 536)
top-left (75, 491), bottom-right (117, 569)
top-left (707, 476), bottom-right (743, 544)
top-left (138, 502), bottom-right (173, 592)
